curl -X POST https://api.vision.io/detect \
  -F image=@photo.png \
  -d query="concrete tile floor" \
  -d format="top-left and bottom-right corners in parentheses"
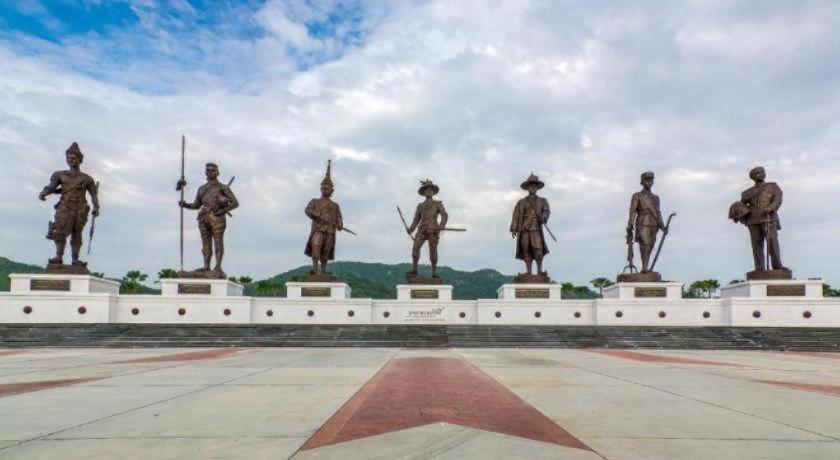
top-left (0, 347), bottom-right (837, 459)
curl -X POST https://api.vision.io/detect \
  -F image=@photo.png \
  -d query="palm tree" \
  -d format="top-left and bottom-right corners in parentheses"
top-left (121, 270), bottom-right (149, 294)
top-left (689, 279), bottom-right (719, 299)
top-left (728, 279), bottom-right (745, 285)
top-left (590, 277), bottom-right (614, 297)
top-left (157, 268), bottom-right (178, 282)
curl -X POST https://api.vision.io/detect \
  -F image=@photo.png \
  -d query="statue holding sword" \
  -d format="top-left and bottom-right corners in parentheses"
top-left (619, 171), bottom-right (675, 282)
top-left (399, 179), bottom-right (464, 283)
top-left (510, 173), bottom-right (554, 283)
top-left (304, 160), bottom-right (355, 279)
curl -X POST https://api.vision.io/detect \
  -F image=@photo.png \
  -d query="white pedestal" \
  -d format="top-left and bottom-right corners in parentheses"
top-left (286, 282), bottom-right (351, 300)
top-left (720, 280), bottom-right (823, 299)
top-left (10, 274), bottom-right (120, 295)
top-left (159, 279), bottom-right (244, 297)
top-left (602, 282), bottom-right (683, 300)
top-left (496, 284), bottom-right (562, 300)
top-left (396, 285), bottom-right (453, 301)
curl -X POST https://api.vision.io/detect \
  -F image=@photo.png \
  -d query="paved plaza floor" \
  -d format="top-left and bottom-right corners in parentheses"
top-left (0, 347), bottom-right (838, 459)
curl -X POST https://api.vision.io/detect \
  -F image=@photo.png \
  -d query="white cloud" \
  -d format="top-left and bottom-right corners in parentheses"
top-left (1, 0), bottom-right (839, 286)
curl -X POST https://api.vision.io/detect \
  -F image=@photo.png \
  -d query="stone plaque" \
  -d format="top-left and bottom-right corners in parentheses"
top-left (767, 284), bottom-right (806, 297)
top-left (30, 279), bottom-right (71, 292)
top-left (404, 307), bottom-right (446, 322)
top-left (515, 288), bottom-right (550, 299)
top-left (411, 289), bottom-right (439, 299)
top-left (178, 283), bottom-right (212, 295)
top-left (634, 287), bottom-right (667, 298)
top-left (302, 287), bottom-right (331, 297)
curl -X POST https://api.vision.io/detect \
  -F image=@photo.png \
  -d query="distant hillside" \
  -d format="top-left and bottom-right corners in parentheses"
top-left (246, 261), bottom-right (514, 300)
top-left (1, 256), bottom-right (596, 300)
top-left (0, 257), bottom-right (43, 291)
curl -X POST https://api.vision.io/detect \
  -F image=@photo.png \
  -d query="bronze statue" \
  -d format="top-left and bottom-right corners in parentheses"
top-left (510, 173), bottom-right (555, 283)
top-left (404, 179), bottom-right (448, 283)
top-left (38, 142), bottom-right (100, 274)
top-left (304, 160), bottom-right (353, 280)
top-left (728, 166), bottom-right (791, 280)
top-left (619, 172), bottom-right (674, 282)
top-left (177, 162), bottom-right (238, 279)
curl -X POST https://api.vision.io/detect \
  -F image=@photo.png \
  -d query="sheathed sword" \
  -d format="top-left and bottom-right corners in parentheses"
top-left (524, 197), bottom-right (557, 242)
top-left (86, 181), bottom-right (100, 255)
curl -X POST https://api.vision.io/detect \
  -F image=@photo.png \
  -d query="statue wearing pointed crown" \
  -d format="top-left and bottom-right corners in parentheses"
top-left (304, 161), bottom-right (344, 280)
top-left (39, 142), bottom-right (100, 274)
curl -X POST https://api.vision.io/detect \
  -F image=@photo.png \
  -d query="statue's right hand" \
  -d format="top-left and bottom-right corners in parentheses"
top-left (38, 192), bottom-right (47, 201)
top-left (511, 231), bottom-right (517, 239)
top-left (176, 179), bottom-right (187, 190)
top-left (406, 228), bottom-right (414, 236)
top-left (178, 200), bottom-right (186, 207)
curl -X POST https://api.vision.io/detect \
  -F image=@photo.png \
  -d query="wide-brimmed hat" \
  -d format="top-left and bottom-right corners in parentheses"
top-left (520, 173), bottom-right (545, 190)
top-left (418, 179), bottom-right (439, 196)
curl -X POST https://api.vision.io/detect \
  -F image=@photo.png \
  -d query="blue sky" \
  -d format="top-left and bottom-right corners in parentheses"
top-left (1, 0), bottom-right (839, 286)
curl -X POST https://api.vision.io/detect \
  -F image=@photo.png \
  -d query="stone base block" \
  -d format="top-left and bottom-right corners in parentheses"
top-left (602, 282), bottom-right (683, 299)
top-left (720, 279), bottom-right (823, 299)
top-left (286, 282), bottom-right (351, 300)
top-left (497, 284), bottom-right (562, 300)
top-left (300, 274), bottom-right (341, 282)
top-left (746, 268), bottom-right (793, 280)
top-left (115, 296), bottom-right (251, 324)
top-left (616, 271), bottom-right (662, 283)
top-left (176, 268), bottom-right (228, 279)
top-left (10, 274), bottom-right (120, 295)
top-left (404, 273), bottom-right (444, 285)
top-left (373, 302), bottom-right (474, 324)
top-left (252, 299), bottom-right (371, 324)
top-left (396, 284), bottom-right (453, 301)
top-left (45, 262), bottom-right (90, 275)
top-left (512, 273), bottom-right (551, 284)
top-left (159, 279), bottom-right (244, 297)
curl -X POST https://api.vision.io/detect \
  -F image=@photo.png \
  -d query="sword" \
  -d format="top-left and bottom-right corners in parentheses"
top-left (523, 197), bottom-right (557, 242)
top-left (312, 211), bottom-right (357, 236)
top-left (86, 181), bottom-right (99, 255)
top-left (438, 227), bottom-right (467, 232)
top-left (763, 216), bottom-right (774, 271)
top-left (649, 212), bottom-right (676, 271)
top-left (396, 205), bottom-right (414, 241)
top-left (225, 176), bottom-right (235, 217)
top-left (623, 225), bottom-right (637, 274)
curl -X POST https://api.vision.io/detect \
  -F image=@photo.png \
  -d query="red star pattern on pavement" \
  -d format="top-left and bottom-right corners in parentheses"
top-left (301, 356), bottom-right (591, 451)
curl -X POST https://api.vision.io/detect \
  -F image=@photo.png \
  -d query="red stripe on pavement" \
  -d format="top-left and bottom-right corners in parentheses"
top-left (756, 380), bottom-right (840, 397)
top-left (301, 357), bottom-right (591, 451)
top-left (0, 377), bottom-right (105, 398)
top-left (108, 348), bottom-right (251, 364)
top-left (586, 349), bottom-right (739, 366)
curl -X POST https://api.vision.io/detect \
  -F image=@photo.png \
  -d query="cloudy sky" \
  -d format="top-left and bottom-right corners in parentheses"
top-left (1, 0), bottom-right (838, 286)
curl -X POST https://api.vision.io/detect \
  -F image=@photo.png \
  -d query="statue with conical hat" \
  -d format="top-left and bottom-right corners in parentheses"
top-left (406, 179), bottom-right (448, 283)
top-left (510, 173), bottom-right (551, 283)
top-left (728, 166), bottom-right (791, 280)
top-left (38, 142), bottom-right (100, 274)
top-left (177, 162), bottom-right (239, 279)
top-left (304, 160), bottom-right (344, 280)
top-left (619, 171), bottom-right (674, 282)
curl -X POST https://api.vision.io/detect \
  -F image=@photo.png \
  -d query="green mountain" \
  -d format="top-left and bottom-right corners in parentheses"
top-left (245, 261), bottom-right (513, 300)
top-left (1, 257), bottom-right (597, 300)
top-left (0, 257), bottom-right (43, 291)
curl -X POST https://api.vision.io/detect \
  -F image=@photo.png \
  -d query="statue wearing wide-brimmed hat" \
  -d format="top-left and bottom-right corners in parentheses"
top-left (510, 173), bottom-right (553, 283)
top-left (405, 179), bottom-right (448, 282)
top-left (38, 142), bottom-right (100, 274)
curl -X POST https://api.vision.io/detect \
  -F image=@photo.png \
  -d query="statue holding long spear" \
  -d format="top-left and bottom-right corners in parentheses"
top-left (176, 139), bottom-right (239, 279)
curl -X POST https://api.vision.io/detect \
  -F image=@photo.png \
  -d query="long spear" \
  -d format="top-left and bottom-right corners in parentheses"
top-left (176, 135), bottom-right (186, 272)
